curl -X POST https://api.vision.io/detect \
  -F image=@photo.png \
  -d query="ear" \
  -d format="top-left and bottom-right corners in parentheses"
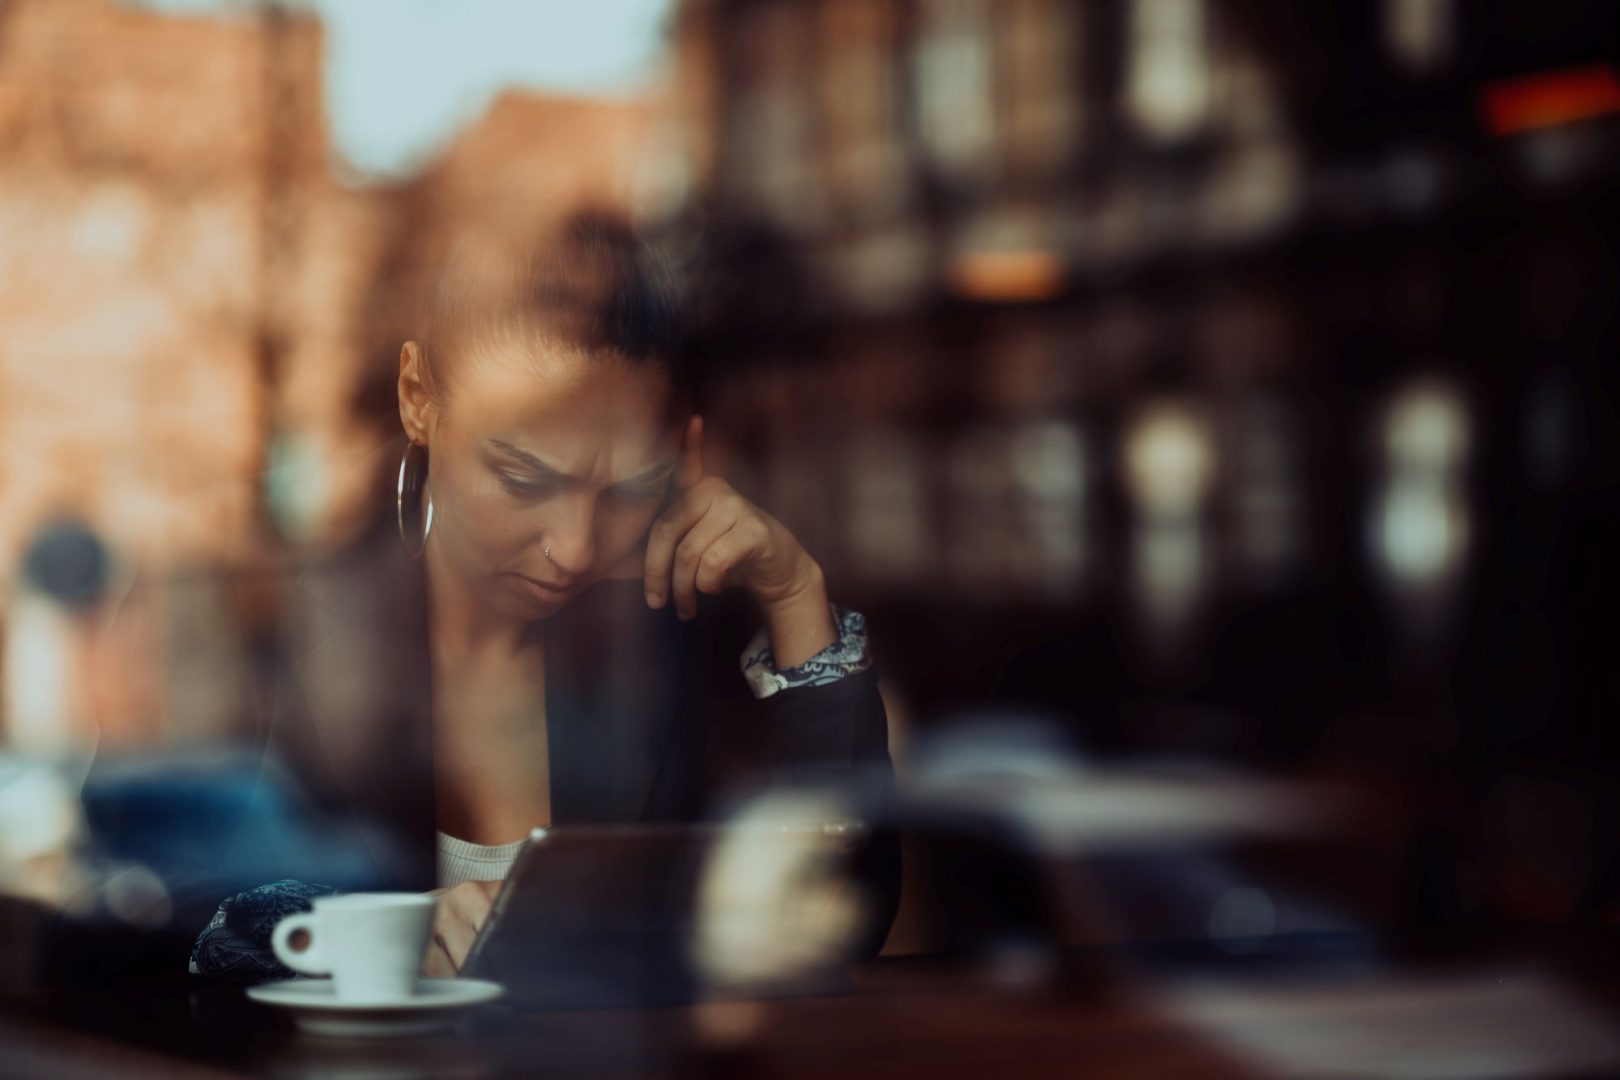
top-left (398, 341), bottom-right (438, 445)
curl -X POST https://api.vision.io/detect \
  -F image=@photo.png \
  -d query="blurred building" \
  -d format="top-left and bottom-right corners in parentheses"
top-left (0, 0), bottom-right (655, 582)
top-left (0, 0), bottom-right (652, 747)
top-left (0, 0), bottom-right (331, 576)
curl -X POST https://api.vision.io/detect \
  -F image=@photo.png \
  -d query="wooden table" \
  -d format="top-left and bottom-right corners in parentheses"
top-left (0, 959), bottom-right (1252, 1080)
top-left (9, 951), bottom-right (1620, 1079)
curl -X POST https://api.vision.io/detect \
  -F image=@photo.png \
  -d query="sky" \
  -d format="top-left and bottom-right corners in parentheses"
top-left (137, 0), bottom-right (673, 179)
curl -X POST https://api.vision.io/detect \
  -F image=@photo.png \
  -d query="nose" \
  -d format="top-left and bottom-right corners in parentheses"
top-left (541, 494), bottom-right (597, 581)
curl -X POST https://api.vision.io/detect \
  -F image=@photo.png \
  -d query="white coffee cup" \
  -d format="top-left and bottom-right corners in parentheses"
top-left (271, 892), bottom-right (436, 1003)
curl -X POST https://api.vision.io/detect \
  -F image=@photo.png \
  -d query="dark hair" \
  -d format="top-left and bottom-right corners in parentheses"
top-left (420, 211), bottom-right (692, 399)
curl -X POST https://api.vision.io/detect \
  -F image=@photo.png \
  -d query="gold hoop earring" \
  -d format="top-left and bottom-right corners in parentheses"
top-left (397, 440), bottom-right (434, 558)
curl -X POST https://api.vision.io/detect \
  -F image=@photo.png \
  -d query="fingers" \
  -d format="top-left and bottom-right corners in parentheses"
top-left (675, 415), bottom-right (704, 490)
top-left (692, 518), bottom-right (766, 598)
top-left (670, 516), bottom-right (737, 619)
top-left (644, 434), bottom-right (778, 618)
top-left (426, 880), bottom-right (499, 974)
top-left (422, 942), bottom-right (456, 979)
top-left (655, 503), bottom-right (768, 618)
top-left (431, 916), bottom-right (476, 974)
top-left (644, 479), bottom-right (720, 609)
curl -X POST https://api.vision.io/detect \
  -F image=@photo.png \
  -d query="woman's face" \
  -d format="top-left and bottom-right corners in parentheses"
top-left (407, 334), bottom-right (684, 622)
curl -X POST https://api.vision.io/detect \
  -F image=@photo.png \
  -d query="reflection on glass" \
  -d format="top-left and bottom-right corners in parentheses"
top-left (819, 0), bottom-right (907, 217)
top-left (1008, 420), bottom-right (1087, 597)
top-left (945, 427), bottom-right (1015, 598)
top-left (915, 0), bottom-right (996, 182)
top-left (0, 761), bottom-right (80, 906)
top-left (1222, 395), bottom-right (1303, 587)
top-left (1124, 403), bottom-right (1215, 638)
top-left (1368, 379), bottom-right (1472, 631)
top-left (998, 0), bottom-right (1081, 181)
top-left (1126, 0), bottom-right (1211, 144)
top-left (846, 426), bottom-right (927, 586)
top-left (1384, 0), bottom-right (1454, 74)
top-left (693, 790), bottom-right (865, 991)
top-left (1125, 403), bottom-right (1215, 516)
top-left (732, 1), bottom-right (819, 229)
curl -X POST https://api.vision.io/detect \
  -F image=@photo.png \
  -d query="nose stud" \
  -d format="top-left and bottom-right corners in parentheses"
top-left (544, 545), bottom-right (552, 561)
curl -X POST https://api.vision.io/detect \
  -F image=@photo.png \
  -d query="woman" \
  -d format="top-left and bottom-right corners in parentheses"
top-left (189, 215), bottom-right (895, 981)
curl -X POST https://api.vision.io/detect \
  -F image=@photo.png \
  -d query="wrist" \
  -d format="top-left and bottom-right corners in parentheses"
top-left (758, 558), bottom-right (827, 619)
top-left (758, 560), bottom-right (835, 668)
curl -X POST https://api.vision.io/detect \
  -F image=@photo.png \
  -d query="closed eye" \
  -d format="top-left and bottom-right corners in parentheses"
top-left (497, 472), bottom-right (556, 499)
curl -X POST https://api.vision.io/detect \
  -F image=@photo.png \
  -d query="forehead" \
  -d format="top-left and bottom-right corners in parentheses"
top-left (443, 334), bottom-right (681, 468)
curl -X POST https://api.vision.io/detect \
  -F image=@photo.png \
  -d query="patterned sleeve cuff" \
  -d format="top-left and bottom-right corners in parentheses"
top-left (189, 879), bottom-right (336, 981)
top-left (739, 606), bottom-right (872, 700)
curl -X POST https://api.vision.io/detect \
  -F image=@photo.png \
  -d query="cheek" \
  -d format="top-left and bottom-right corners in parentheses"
top-left (433, 456), bottom-right (530, 556)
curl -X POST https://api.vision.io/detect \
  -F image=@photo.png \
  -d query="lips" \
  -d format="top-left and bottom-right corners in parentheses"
top-left (510, 572), bottom-right (572, 603)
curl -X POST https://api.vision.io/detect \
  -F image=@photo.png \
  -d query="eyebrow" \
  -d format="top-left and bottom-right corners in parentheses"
top-left (487, 439), bottom-right (674, 488)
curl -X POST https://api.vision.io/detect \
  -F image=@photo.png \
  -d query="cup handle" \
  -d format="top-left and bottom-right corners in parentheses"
top-left (270, 913), bottom-right (328, 977)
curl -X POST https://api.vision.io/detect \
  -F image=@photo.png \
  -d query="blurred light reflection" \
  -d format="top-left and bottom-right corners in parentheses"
top-left (1370, 379), bottom-right (1471, 599)
top-left (1124, 404), bottom-right (1215, 638)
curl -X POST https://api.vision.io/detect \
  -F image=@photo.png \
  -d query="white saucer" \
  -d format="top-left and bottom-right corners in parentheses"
top-left (247, 977), bottom-right (505, 1038)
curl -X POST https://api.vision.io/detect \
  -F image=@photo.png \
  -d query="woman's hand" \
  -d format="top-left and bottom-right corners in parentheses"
top-left (643, 417), bottom-right (837, 668)
top-left (422, 880), bottom-right (501, 977)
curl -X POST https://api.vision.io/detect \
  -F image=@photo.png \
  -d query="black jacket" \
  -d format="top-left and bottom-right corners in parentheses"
top-left (272, 515), bottom-right (895, 874)
top-left (63, 514), bottom-right (897, 983)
